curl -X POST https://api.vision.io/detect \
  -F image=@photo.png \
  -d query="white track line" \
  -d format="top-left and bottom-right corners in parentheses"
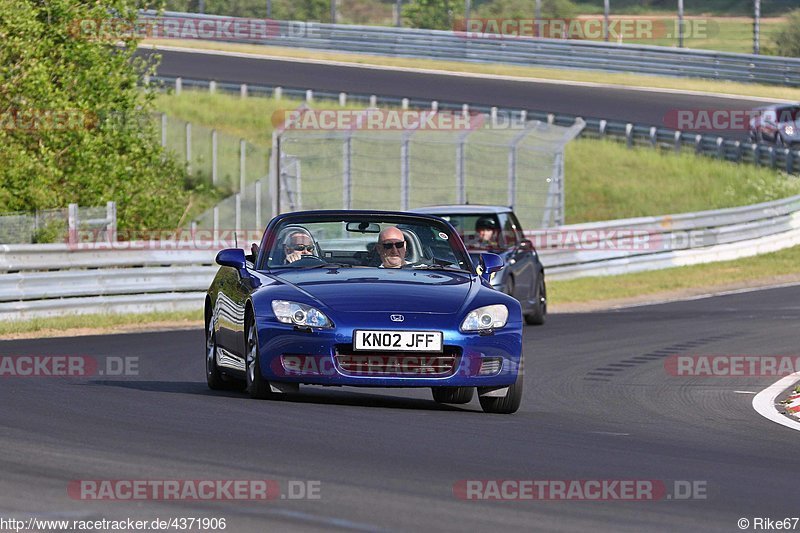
top-left (752, 372), bottom-right (800, 432)
top-left (140, 43), bottom-right (794, 104)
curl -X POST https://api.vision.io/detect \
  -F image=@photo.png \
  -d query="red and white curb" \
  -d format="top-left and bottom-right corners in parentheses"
top-left (752, 372), bottom-right (800, 432)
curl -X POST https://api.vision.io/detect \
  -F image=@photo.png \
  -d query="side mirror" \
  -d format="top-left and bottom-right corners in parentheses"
top-left (479, 252), bottom-right (504, 283)
top-left (216, 248), bottom-right (246, 270)
top-left (519, 239), bottom-right (533, 251)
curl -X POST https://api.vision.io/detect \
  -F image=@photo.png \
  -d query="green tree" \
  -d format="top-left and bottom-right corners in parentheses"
top-left (403, 0), bottom-right (457, 30)
top-left (772, 9), bottom-right (800, 57)
top-left (0, 0), bottom-right (189, 231)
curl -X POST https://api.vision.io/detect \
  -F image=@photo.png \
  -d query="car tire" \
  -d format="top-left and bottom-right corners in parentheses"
top-left (479, 353), bottom-right (523, 414)
top-left (245, 311), bottom-right (273, 400)
top-left (205, 314), bottom-right (226, 390)
top-left (525, 274), bottom-right (546, 326)
top-left (432, 387), bottom-right (474, 404)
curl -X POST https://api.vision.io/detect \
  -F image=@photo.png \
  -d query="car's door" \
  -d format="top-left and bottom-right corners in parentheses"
top-left (500, 213), bottom-right (534, 305)
top-left (215, 263), bottom-right (251, 360)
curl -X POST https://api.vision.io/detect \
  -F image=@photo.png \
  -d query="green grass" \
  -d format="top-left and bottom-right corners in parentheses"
top-left (565, 138), bottom-right (800, 223)
top-left (549, 244), bottom-right (800, 304)
top-left (0, 310), bottom-right (203, 337)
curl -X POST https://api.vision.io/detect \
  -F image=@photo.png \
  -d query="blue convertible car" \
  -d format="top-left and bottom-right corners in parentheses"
top-left (205, 210), bottom-right (524, 414)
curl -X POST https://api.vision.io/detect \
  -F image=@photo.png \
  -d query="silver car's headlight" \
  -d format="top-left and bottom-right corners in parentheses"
top-left (461, 304), bottom-right (508, 332)
top-left (785, 125), bottom-right (796, 136)
top-left (272, 300), bottom-right (332, 328)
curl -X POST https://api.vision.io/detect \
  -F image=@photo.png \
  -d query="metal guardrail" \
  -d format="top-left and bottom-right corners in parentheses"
top-left (150, 76), bottom-right (800, 174)
top-left (141, 11), bottom-right (800, 87)
top-left (3, 193), bottom-right (800, 319)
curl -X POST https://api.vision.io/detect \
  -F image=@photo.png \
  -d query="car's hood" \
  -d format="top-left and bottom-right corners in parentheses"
top-left (271, 268), bottom-right (474, 314)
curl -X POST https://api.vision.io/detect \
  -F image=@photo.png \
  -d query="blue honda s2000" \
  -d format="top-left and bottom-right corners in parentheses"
top-left (205, 211), bottom-right (524, 414)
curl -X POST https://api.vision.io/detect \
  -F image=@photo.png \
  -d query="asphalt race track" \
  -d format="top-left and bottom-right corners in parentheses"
top-left (2, 285), bottom-right (799, 532)
top-left (141, 47), bottom-right (779, 140)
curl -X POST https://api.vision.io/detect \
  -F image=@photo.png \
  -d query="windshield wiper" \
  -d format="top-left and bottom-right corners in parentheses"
top-left (295, 262), bottom-right (354, 270)
top-left (411, 264), bottom-right (472, 273)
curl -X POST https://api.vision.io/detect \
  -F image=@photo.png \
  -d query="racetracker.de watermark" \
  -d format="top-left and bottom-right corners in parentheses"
top-left (663, 109), bottom-right (762, 132)
top-left (665, 355), bottom-right (800, 377)
top-left (70, 17), bottom-right (319, 42)
top-left (0, 356), bottom-right (138, 377)
top-left (272, 109), bottom-right (493, 131)
top-left (525, 228), bottom-right (706, 251)
top-left (454, 17), bottom-right (716, 40)
top-left (68, 480), bottom-right (321, 501)
top-left (453, 479), bottom-right (707, 500)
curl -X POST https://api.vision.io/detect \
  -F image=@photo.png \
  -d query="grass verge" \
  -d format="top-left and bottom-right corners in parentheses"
top-left (0, 310), bottom-right (203, 339)
top-left (548, 244), bottom-right (800, 305)
top-left (143, 39), bottom-right (800, 102)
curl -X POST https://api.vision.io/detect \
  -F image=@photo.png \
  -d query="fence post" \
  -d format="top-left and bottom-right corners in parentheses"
top-left (255, 179), bottom-right (262, 230)
top-left (235, 193), bottom-right (242, 241)
top-left (400, 133), bottom-right (410, 210)
top-left (68, 203), bottom-right (78, 246)
top-left (211, 129), bottom-right (218, 185)
top-left (270, 131), bottom-right (280, 217)
top-left (160, 113), bottom-right (167, 148)
top-left (239, 139), bottom-right (246, 198)
top-left (106, 201), bottom-right (117, 242)
top-left (343, 134), bottom-right (352, 210)
top-left (213, 206), bottom-right (219, 247)
top-left (456, 131), bottom-right (470, 205)
top-left (185, 122), bottom-right (192, 174)
top-left (507, 128), bottom-right (530, 209)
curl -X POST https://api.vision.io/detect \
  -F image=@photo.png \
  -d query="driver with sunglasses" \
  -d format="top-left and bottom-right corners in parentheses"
top-left (284, 230), bottom-right (317, 264)
top-left (376, 226), bottom-right (407, 268)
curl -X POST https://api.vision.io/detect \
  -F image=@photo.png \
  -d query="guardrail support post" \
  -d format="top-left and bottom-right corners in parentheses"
top-left (520, 110), bottom-right (527, 123)
top-left (401, 98), bottom-right (409, 110)
top-left (431, 100), bottom-right (438, 112)
top-left (625, 123), bottom-right (633, 148)
top-left (599, 119), bottom-right (607, 136)
top-left (339, 92), bottom-right (347, 106)
top-left (547, 113), bottom-right (554, 125)
top-left (695, 134), bottom-right (702, 154)
top-left (68, 203), bottom-right (78, 246)
top-left (305, 90), bottom-right (313, 103)
top-left (649, 127), bottom-right (657, 148)
top-left (716, 137), bottom-right (724, 159)
top-left (734, 141), bottom-right (742, 162)
top-left (274, 87), bottom-right (282, 100)
top-left (211, 129), bottom-right (218, 185)
top-left (369, 95), bottom-right (377, 108)
top-left (175, 77), bottom-right (182, 95)
top-left (240, 84), bottom-right (248, 98)
top-left (462, 104), bottom-right (469, 118)
top-left (106, 201), bottom-right (117, 243)
top-left (674, 130), bottom-right (681, 152)
top-left (209, 80), bottom-right (216, 94)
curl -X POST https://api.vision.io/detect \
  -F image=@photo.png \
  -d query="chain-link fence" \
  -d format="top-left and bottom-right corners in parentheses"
top-left (274, 114), bottom-right (584, 230)
top-left (0, 203), bottom-right (116, 244)
top-left (156, 113), bottom-right (270, 195)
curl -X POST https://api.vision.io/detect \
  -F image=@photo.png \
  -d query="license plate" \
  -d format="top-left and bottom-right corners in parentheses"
top-left (353, 330), bottom-right (443, 352)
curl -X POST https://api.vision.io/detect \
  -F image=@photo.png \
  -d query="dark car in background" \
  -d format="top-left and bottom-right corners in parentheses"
top-left (411, 205), bottom-right (546, 325)
top-left (749, 104), bottom-right (800, 147)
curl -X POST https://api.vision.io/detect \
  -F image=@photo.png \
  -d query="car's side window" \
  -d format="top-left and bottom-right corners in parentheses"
top-left (508, 212), bottom-right (526, 245)
top-left (498, 214), bottom-right (518, 248)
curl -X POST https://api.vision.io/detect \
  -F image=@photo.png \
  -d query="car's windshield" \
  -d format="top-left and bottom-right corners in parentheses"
top-left (261, 215), bottom-right (472, 272)
top-left (776, 106), bottom-right (800, 123)
top-left (428, 214), bottom-right (516, 251)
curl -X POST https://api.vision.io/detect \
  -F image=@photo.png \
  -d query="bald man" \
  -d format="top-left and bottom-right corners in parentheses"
top-left (377, 226), bottom-right (406, 268)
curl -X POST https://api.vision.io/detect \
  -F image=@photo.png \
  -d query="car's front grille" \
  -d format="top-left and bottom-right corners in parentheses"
top-left (334, 345), bottom-right (461, 377)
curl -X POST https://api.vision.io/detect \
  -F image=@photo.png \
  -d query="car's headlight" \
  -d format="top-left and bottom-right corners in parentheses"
top-left (461, 304), bottom-right (508, 332)
top-left (785, 125), bottom-right (796, 136)
top-left (271, 300), bottom-right (332, 328)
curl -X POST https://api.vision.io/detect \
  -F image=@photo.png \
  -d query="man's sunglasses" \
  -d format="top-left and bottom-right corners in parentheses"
top-left (380, 241), bottom-right (405, 250)
top-left (289, 244), bottom-right (315, 252)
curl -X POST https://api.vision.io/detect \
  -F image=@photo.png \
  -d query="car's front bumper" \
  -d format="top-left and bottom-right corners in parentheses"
top-left (256, 317), bottom-right (522, 388)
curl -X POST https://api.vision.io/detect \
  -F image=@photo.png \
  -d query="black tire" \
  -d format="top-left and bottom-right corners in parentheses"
top-left (245, 311), bottom-right (273, 400)
top-left (205, 313), bottom-right (226, 390)
top-left (478, 353), bottom-right (523, 414)
top-left (525, 274), bottom-right (546, 326)
top-left (432, 387), bottom-right (474, 404)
